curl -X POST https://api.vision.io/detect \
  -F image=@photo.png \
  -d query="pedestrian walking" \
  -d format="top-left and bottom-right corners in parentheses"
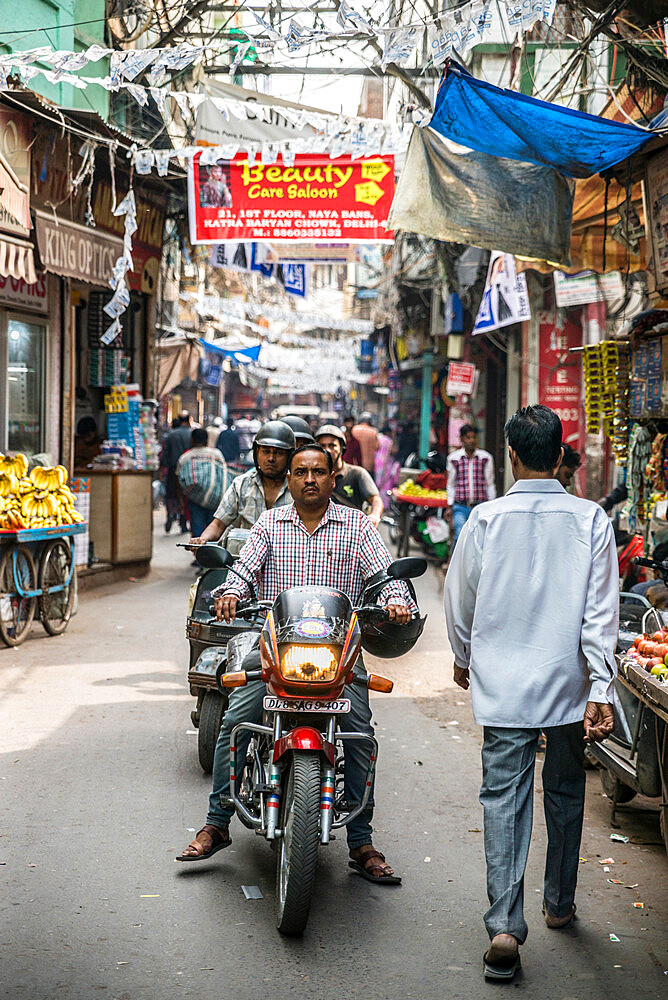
top-left (555, 443), bottom-right (581, 493)
top-left (352, 411), bottom-right (379, 477)
top-left (215, 422), bottom-right (241, 464)
top-left (443, 405), bottom-right (618, 982)
top-left (176, 428), bottom-right (228, 540)
top-left (342, 414), bottom-right (363, 467)
top-left (446, 424), bottom-right (496, 544)
top-left (161, 416), bottom-right (192, 533)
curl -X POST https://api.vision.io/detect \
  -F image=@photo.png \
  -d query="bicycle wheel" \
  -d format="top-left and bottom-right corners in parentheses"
top-left (39, 538), bottom-right (75, 635)
top-left (0, 546), bottom-right (37, 646)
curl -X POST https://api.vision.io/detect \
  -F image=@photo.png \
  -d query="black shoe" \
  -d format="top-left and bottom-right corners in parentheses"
top-left (165, 518), bottom-right (173, 533)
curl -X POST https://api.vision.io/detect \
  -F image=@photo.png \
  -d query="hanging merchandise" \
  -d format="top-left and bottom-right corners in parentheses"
top-left (627, 424), bottom-right (653, 528)
top-left (611, 346), bottom-right (631, 464)
top-left (583, 344), bottom-right (604, 435)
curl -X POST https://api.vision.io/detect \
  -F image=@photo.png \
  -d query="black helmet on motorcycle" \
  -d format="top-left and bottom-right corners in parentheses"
top-left (360, 612), bottom-right (427, 659)
top-left (252, 420), bottom-right (296, 470)
top-left (280, 415), bottom-right (315, 445)
top-left (425, 450), bottom-right (447, 474)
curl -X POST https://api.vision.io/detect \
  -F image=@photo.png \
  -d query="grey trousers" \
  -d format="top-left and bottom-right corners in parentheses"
top-left (207, 660), bottom-right (375, 849)
top-left (479, 722), bottom-right (585, 944)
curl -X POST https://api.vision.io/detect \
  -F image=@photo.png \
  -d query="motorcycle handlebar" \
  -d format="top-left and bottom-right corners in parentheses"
top-left (355, 605), bottom-right (391, 620)
top-left (634, 556), bottom-right (661, 569)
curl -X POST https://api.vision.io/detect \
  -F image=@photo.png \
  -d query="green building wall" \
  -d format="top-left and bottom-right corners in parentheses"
top-left (0, 0), bottom-right (109, 119)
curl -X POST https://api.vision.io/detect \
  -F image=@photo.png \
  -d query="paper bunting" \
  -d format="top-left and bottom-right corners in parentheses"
top-left (103, 188), bottom-right (136, 343)
top-left (336, 0), bottom-right (373, 34)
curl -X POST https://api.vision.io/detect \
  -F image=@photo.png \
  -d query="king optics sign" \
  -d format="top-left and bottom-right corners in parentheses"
top-left (188, 152), bottom-right (395, 244)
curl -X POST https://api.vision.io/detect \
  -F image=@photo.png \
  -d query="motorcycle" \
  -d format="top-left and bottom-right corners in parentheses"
top-left (195, 542), bottom-right (427, 935)
top-left (587, 554), bottom-right (667, 848)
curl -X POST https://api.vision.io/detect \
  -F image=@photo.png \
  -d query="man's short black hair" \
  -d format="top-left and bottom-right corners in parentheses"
top-left (289, 443), bottom-right (334, 473)
top-left (561, 443), bottom-right (581, 469)
top-left (191, 427), bottom-right (208, 447)
top-left (343, 413), bottom-right (355, 423)
top-left (460, 424), bottom-right (477, 437)
top-left (505, 405), bottom-right (563, 472)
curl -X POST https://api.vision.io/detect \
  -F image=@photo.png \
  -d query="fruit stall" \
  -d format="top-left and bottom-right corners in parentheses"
top-left (0, 454), bottom-right (86, 646)
top-left (392, 474), bottom-right (450, 562)
top-left (618, 626), bottom-right (668, 850)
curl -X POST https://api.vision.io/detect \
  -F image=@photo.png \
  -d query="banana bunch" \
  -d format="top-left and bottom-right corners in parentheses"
top-left (0, 453), bottom-right (28, 478)
top-left (398, 478), bottom-right (449, 500)
top-left (30, 465), bottom-right (68, 490)
top-left (0, 459), bottom-right (84, 530)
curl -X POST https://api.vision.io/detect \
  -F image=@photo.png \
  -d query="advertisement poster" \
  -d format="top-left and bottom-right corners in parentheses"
top-left (646, 149), bottom-right (668, 293)
top-left (472, 252), bottom-right (531, 335)
top-left (538, 311), bottom-right (583, 451)
top-left (446, 361), bottom-right (476, 396)
top-left (188, 152), bottom-right (395, 244)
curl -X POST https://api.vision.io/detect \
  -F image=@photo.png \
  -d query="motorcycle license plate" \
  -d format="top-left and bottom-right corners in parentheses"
top-left (263, 696), bottom-right (351, 714)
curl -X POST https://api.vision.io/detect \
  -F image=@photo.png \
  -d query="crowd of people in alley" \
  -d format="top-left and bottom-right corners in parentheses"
top-left (163, 403), bottom-right (629, 982)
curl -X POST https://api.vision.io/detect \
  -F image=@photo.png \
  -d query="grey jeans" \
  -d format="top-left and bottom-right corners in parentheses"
top-left (207, 658), bottom-right (375, 849)
top-left (480, 722), bottom-right (585, 943)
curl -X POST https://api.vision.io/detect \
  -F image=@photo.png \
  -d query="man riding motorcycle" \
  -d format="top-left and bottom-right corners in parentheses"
top-left (280, 414), bottom-right (315, 448)
top-left (178, 443), bottom-right (417, 883)
top-left (190, 420), bottom-right (295, 545)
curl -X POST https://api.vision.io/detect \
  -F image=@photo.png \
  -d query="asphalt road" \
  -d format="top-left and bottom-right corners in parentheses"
top-left (1, 524), bottom-right (667, 1000)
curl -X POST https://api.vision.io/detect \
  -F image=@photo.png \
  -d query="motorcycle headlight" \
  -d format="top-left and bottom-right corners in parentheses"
top-left (280, 644), bottom-right (339, 682)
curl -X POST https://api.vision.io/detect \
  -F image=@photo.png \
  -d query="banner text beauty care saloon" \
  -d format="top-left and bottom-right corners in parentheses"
top-left (188, 153), bottom-right (395, 244)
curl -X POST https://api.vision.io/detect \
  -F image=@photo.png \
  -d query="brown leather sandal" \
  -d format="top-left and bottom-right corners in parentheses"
top-left (176, 824), bottom-right (231, 862)
top-left (348, 845), bottom-right (402, 885)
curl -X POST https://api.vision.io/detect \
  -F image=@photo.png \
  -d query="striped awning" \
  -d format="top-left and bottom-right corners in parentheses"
top-left (0, 233), bottom-right (37, 284)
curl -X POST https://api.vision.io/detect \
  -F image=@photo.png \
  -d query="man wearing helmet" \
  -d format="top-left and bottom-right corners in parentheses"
top-left (189, 420), bottom-right (296, 546)
top-left (280, 414), bottom-right (315, 448)
top-left (316, 424), bottom-right (384, 529)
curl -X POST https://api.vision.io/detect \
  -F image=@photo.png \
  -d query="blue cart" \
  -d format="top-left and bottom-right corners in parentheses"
top-left (0, 523), bottom-right (86, 646)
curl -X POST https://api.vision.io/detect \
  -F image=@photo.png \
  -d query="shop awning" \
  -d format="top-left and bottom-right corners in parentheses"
top-left (0, 234), bottom-right (37, 284)
top-left (429, 64), bottom-right (656, 179)
top-left (198, 338), bottom-right (261, 364)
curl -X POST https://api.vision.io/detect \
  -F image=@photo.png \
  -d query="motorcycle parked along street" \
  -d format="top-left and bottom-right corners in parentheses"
top-left (195, 543), bottom-right (427, 935)
top-left (587, 555), bottom-right (668, 852)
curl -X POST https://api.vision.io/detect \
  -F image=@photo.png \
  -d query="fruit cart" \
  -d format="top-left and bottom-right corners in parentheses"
top-left (0, 523), bottom-right (86, 646)
top-left (392, 488), bottom-right (450, 561)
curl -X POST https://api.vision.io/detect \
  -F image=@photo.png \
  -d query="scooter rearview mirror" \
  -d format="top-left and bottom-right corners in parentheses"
top-left (196, 545), bottom-right (234, 569)
top-left (387, 557), bottom-right (427, 580)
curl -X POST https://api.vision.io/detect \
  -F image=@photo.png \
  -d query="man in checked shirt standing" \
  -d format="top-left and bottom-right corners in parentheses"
top-left (446, 424), bottom-right (497, 546)
top-left (178, 444), bottom-right (414, 883)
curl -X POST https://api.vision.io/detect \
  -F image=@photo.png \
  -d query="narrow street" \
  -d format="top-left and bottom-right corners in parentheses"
top-left (1, 525), bottom-right (667, 1000)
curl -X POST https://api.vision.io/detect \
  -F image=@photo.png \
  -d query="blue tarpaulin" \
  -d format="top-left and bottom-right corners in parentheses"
top-left (198, 339), bottom-right (261, 364)
top-left (429, 64), bottom-right (656, 179)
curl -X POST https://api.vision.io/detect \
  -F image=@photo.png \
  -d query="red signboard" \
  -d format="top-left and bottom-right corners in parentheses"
top-left (188, 152), bottom-right (394, 244)
top-left (446, 361), bottom-right (476, 396)
top-left (538, 311), bottom-right (584, 451)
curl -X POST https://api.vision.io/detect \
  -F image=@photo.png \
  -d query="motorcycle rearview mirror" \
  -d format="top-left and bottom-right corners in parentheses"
top-left (196, 545), bottom-right (234, 569)
top-left (387, 557), bottom-right (428, 580)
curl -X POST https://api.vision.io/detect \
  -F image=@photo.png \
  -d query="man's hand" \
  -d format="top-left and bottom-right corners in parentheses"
top-left (584, 701), bottom-right (614, 742)
top-left (386, 603), bottom-right (411, 624)
top-left (214, 592), bottom-right (239, 623)
top-left (368, 512), bottom-right (382, 529)
top-left (453, 663), bottom-right (470, 690)
top-left (444, 506), bottom-right (453, 525)
top-left (188, 536), bottom-right (204, 553)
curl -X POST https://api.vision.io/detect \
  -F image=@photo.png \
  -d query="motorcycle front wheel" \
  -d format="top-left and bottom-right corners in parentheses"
top-left (276, 751), bottom-right (321, 936)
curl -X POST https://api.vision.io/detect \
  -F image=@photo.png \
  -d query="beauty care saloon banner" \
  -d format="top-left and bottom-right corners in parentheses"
top-left (188, 152), bottom-right (394, 244)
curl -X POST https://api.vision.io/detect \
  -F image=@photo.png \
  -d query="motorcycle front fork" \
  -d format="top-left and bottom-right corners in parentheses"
top-left (229, 714), bottom-right (377, 845)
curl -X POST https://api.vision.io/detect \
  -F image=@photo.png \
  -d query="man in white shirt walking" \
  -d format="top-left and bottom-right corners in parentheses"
top-left (444, 404), bottom-right (618, 982)
top-left (446, 424), bottom-right (496, 545)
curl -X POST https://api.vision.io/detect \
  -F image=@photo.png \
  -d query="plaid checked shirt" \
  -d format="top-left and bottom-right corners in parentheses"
top-left (446, 448), bottom-right (496, 506)
top-left (217, 500), bottom-right (416, 610)
top-left (213, 467), bottom-right (290, 530)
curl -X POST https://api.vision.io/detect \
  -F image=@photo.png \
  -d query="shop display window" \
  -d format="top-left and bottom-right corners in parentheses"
top-left (7, 318), bottom-right (45, 455)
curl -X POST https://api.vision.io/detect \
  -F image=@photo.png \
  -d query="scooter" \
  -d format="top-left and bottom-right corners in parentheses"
top-left (587, 555), bottom-right (667, 844)
top-left (196, 542), bottom-right (427, 935)
top-left (183, 530), bottom-right (263, 773)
